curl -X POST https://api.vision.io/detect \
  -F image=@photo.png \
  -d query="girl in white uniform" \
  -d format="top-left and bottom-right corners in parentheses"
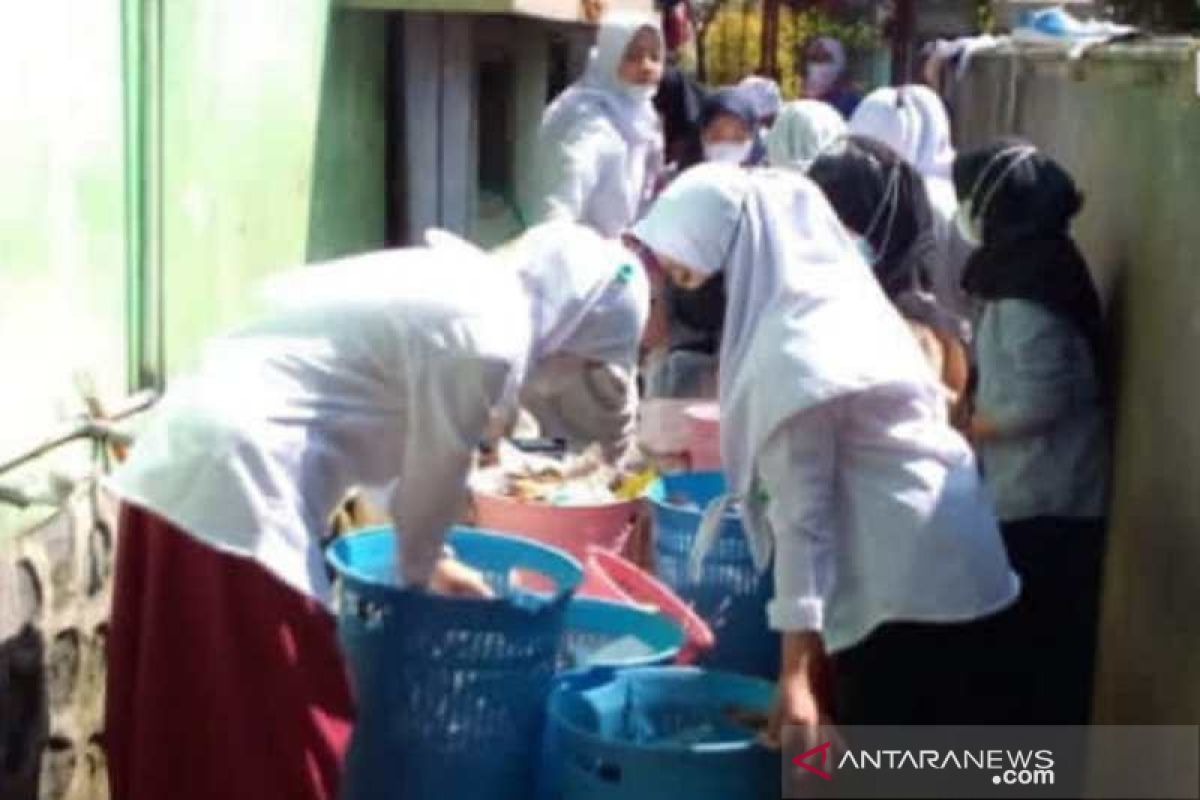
top-left (527, 12), bottom-right (665, 238)
top-left (630, 164), bottom-right (1018, 738)
top-left (850, 85), bottom-right (978, 323)
top-left (103, 221), bottom-right (650, 800)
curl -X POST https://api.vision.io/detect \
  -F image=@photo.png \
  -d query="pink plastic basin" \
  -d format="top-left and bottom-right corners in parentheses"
top-left (637, 398), bottom-right (699, 455)
top-left (471, 490), bottom-right (640, 564)
top-left (685, 402), bottom-right (721, 470)
top-left (579, 547), bottom-right (715, 664)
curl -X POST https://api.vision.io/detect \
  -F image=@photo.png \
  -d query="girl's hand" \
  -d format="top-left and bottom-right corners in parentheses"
top-left (429, 556), bottom-right (495, 598)
top-left (762, 632), bottom-right (835, 752)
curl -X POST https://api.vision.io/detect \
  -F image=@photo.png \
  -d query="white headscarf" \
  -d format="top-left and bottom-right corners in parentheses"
top-left (632, 165), bottom-right (935, 570)
top-left (906, 85), bottom-right (956, 179)
top-left (738, 76), bottom-right (783, 122)
top-left (765, 100), bottom-right (848, 171)
top-left (541, 12), bottom-right (664, 148)
top-left (511, 222), bottom-right (650, 366)
top-left (815, 36), bottom-right (847, 73)
top-left (427, 221), bottom-right (649, 369)
top-left (804, 36), bottom-right (847, 99)
top-left (849, 86), bottom-right (922, 165)
top-left (849, 85), bottom-right (956, 180)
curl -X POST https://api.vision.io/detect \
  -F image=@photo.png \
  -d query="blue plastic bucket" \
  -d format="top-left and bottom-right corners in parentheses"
top-left (327, 526), bottom-right (583, 800)
top-left (541, 667), bottom-right (779, 800)
top-left (561, 599), bottom-right (685, 670)
top-left (647, 473), bottom-right (780, 678)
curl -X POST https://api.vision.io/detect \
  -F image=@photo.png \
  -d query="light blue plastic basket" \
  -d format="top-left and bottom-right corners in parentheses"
top-left (541, 666), bottom-right (779, 800)
top-left (647, 472), bottom-right (780, 678)
top-left (560, 598), bottom-right (685, 671)
top-left (327, 526), bottom-right (583, 800)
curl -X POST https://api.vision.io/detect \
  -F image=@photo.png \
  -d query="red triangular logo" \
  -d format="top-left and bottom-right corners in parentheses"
top-left (791, 740), bottom-right (834, 780)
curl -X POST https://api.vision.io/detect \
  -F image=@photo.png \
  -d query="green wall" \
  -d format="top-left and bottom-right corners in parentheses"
top-left (1, 0), bottom-right (393, 517)
top-left (0, 2), bottom-right (128, 472)
top-left (308, 11), bottom-right (389, 263)
top-left (160, 1), bottom-right (333, 374)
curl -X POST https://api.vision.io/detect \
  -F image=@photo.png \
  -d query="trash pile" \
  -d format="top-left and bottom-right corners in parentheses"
top-left (471, 441), bottom-right (654, 506)
top-left (616, 685), bottom-right (768, 746)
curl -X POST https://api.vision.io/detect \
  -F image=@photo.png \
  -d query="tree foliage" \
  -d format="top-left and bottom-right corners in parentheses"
top-left (701, 1), bottom-right (879, 97)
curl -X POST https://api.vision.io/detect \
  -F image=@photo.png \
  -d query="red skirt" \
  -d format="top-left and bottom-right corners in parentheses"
top-left (106, 503), bottom-right (355, 800)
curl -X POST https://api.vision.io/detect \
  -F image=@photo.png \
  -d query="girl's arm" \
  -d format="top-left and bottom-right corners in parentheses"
top-left (972, 299), bottom-right (1087, 442)
top-left (756, 403), bottom-right (840, 744)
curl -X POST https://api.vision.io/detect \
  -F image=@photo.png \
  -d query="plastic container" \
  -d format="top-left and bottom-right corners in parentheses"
top-left (647, 473), bottom-right (780, 678)
top-left (683, 403), bottom-right (721, 469)
top-left (580, 548), bottom-right (714, 664)
top-left (541, 667), bottom-right (779, 800)
top-left (471, 478), bottom-right (641, 563)
top-left (327, 526), bottom-right (583, 800)
top-left (561, 598), bottom-right (685, 670)
top-left (636, 398), bottom-right (698, 456)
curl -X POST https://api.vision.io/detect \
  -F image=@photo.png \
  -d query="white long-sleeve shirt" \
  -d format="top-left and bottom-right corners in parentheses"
top-left (108, 249), bottom-right (531, 603)
top-left (530, 112), bottom-right (660, 238)
top-left (757, 386), bottom-right (1020, 653)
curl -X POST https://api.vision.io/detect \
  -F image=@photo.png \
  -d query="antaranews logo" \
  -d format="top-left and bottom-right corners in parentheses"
top-left (786, 725), bottom-right (1200, 800)
top-left (792, 741), bottom-right (1056, 788)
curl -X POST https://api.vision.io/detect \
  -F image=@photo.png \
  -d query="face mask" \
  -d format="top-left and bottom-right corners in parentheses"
top-left (852, 236), bottom-right (878, 266)
top-left (804, 64), bottom-right (840, 97)
top-left (620, 81), bottom-right (659, 104)
top-left (954, 204), bottom-right (981, 247)
top-left (704, 141), bottom-right (754, 165)
top-left (957, 145), bottom-right (1038, 248)
top-left (670, 273), bottom-right (726, 334)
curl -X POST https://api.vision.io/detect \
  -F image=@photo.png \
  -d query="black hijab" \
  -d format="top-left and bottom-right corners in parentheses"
top-left (654, 66), bottom-right (705, 170)
top-left (808, 135), bottom-right (936, 300)
top-left (952, 140), bottom-right (1105, 367)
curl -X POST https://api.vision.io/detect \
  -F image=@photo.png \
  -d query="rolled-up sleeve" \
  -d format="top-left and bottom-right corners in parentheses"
top-left (757, 402), bottom-right (839, 633)
top-left (983, 300), bottom-right (1084, 437)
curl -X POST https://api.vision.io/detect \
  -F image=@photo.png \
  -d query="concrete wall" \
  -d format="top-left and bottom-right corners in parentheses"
top-left (954, 40), bottom-right (1200, 725)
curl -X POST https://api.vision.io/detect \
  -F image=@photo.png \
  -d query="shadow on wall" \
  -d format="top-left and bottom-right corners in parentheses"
top-left (0, 476), bottom-right (118, 800)
top-left (0, 626), bottom-right (48, 799)
top-left (306, 10), bottom-right (391, 264)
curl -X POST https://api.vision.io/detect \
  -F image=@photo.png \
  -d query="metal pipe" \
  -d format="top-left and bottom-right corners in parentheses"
top-left (0, 390), bottom-right (157, 478)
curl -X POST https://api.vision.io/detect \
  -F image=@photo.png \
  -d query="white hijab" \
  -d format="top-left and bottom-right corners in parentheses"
top-left (765, 100), bottom-right (848, 171)
top-left (632, 165), bottom-right (934, 570)
top-left (541, 12), bottom-right (663, 148)
top-left (738, 75), bottom-right (783, 123)
top-left (906, 85), bottom-right (956, 179)
top-left (850, 85), bottom-right (956, 180)
top-left (849, 86), bottom-right (922, 164)
top-left (426, 222), bottom-right (650, 408)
